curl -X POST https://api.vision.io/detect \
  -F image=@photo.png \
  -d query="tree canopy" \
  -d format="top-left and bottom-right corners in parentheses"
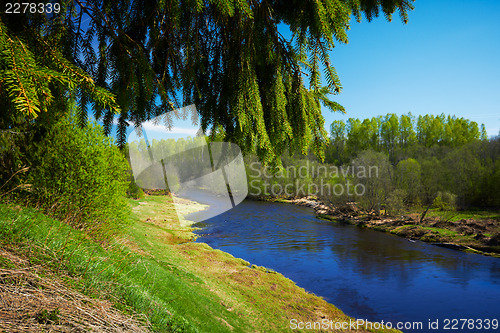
top-left (327, 113), bottom-right (487, 164)
top-left (1, 0), bottom-right (414, 164)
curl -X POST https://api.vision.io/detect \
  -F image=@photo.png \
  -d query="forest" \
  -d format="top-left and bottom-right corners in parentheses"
top-left (246, 112), bottom-right (500, 213)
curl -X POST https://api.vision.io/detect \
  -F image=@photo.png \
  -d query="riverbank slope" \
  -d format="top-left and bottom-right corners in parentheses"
top-left (0, 196), bottom-right (401, 332)
top-left (127, 194), bottom-right (402, 332)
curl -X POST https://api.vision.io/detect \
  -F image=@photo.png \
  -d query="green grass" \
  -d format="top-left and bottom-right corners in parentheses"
top-left (391, 225), bottom-right (468, 239)
top-left (0, 203), bottom-right (222, 332)
top-left (427, 209), bottom-right (500, 222)
top-left (420, 226), bottom-right (459, 237)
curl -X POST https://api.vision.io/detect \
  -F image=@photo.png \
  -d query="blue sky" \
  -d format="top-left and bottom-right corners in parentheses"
top-left (324, 0), bottom-right (500, 137)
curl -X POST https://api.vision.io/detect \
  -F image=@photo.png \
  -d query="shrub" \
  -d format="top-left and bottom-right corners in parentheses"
top-left (386, 189), bottom-right (406, 215)
top-left (127, 177), bottom-right (145, 199)
top-left (433, 191), bottom-right (457, 211)
top-left (28, 114), bottom-right (130, 236)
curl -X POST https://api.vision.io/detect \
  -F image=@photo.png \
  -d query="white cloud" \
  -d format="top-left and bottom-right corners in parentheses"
top-left (140, 121), bottom-right (199, 136)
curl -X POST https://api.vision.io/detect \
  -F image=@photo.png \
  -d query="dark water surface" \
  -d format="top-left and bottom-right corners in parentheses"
top-left (189, 200), bottom-right (500, 332)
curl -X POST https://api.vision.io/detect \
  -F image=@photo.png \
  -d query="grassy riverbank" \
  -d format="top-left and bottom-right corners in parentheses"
top-left (0, 195), bottom-right (401, 332)
top-left (320, 210), bottom-right (500, 258)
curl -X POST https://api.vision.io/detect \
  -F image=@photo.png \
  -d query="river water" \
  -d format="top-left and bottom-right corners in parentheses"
top-left (190, 200), bottom-right (500, 332)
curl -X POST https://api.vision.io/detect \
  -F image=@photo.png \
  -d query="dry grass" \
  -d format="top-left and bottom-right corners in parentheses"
top-left (129, 194), bottom-right (204, 243)
top-left (0, 248), bottom-right (150, 333)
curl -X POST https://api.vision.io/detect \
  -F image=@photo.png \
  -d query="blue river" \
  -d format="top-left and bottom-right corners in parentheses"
top-left (189, 200), bottom-right (500, 332)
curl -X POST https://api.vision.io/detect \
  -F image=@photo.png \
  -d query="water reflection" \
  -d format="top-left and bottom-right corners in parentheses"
top-left (192, 200), bottom-right (500, 332)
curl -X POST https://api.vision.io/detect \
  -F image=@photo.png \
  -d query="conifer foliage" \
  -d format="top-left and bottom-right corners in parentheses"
top-left (1, 0), bottom-right (413, 164)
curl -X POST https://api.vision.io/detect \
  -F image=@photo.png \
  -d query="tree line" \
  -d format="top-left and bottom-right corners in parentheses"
top-left (327, 113), bottom-right (488, 164)
top-left (247, 113), bottom-right (499, 213)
